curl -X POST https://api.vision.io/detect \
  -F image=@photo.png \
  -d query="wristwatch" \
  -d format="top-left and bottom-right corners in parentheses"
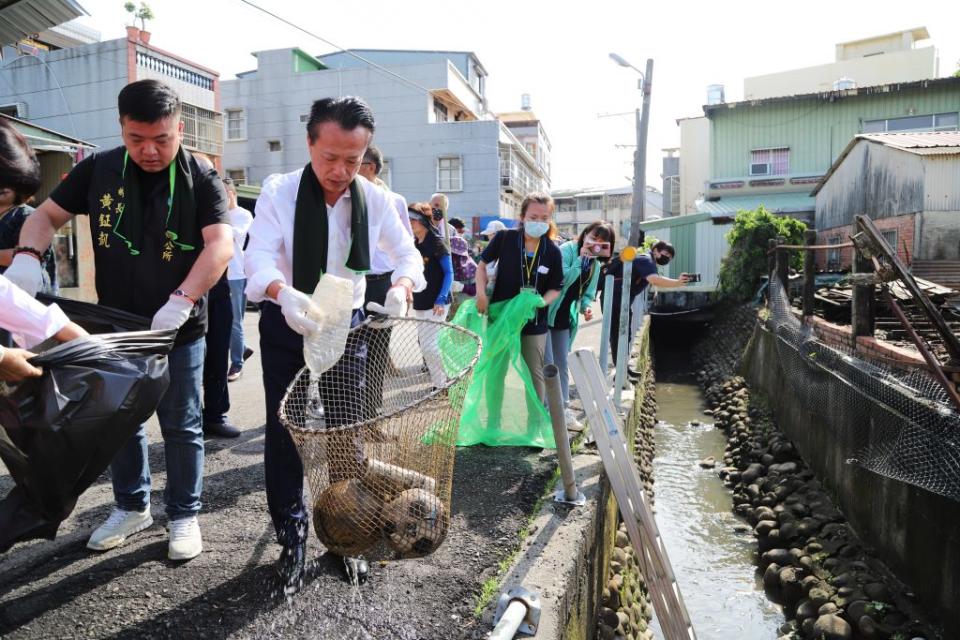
top-left (172, 289), bottom-right (197, 305)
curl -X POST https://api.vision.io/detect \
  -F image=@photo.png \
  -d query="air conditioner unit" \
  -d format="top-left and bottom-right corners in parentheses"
top-left (750, 162), bottom-right (771, 176)
top-left (0, 102), bottom-right (28, 119)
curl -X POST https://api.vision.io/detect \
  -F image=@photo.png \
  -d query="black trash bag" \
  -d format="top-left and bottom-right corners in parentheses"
top-left (0, 328), bottom-right (175, 553)
top-left (36, 293), bottom-right (150, 334)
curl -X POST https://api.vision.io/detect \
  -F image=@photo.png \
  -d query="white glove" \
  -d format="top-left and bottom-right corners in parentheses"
top-left (278, 286), bottom-right (320, 336)
top-left (366, 285), bottom-right (408, 318)
top-left (151, 296), bottom-right (194, 331)
top-left (4, 253), bottom-right (44, 298)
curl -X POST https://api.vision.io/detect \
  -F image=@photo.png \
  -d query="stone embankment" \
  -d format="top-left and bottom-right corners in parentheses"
top-left (596, 333), bottom-right (657, 640)
top-left (694, 305), bottom-right (939, 640)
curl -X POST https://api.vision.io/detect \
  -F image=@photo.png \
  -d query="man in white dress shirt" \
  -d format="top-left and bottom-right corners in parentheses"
top-left (244, 96), bottom-right (424, 591)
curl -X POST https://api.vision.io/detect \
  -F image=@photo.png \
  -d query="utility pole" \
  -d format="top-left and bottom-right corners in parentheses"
top-left (629, 58), bottom-right (653, 247)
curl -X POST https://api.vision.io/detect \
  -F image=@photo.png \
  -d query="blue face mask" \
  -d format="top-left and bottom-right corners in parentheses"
top-left (524, 221), bottom-right (549, 238)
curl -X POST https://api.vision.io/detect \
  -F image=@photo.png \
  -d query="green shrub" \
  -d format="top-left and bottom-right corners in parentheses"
top-left (718, 206), bottom-right (806, 301)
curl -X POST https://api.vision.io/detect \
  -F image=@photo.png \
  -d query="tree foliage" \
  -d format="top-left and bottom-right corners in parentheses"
top-left (718, 206), bottom-right (806, 301)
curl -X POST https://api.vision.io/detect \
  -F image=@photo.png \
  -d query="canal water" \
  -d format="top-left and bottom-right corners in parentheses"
top-left (649, 322), bottom-right (784, 639)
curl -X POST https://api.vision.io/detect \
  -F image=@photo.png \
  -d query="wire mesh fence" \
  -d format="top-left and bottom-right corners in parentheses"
top-left (766, 280), bottom-right (960, 501)
top-left (279, 316), bottom-right (481, 558)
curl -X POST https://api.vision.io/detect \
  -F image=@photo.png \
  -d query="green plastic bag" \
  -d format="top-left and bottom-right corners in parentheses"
top-left (448, 290), bottom-right (555, 448)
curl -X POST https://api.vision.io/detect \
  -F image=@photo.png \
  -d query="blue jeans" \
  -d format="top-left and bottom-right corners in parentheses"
top-left (544, 328), bottom-right (571, 405)
top-left (110, 338), bottom-right (206, 520)
top-left (229, 278), bottom-right (247, 368)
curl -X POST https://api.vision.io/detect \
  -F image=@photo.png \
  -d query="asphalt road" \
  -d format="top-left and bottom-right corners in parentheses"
top-left (0, 307), bottom-right (610, 639)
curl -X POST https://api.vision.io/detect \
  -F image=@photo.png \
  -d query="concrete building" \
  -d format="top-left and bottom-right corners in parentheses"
top-left (744, 27), bottom-right (938, 100)
top-left (676, 27), bottom-right (953, 222)
top-left (677, 116), bottom-right (710, 215)
top-left (552, 185), bottom-right (663, 247)
top-left (221, 48), bottom-right (548, 228)
top-left (812, 131), bottom-right (960, 287)
top-left (700, 76), bottom-right (960, 225)
top-left (0, 25), bottom-right (223, 164)
top-left (661, 148), bottom-right (679, 216)
top-left (497, 95), bottom-right (552, 192)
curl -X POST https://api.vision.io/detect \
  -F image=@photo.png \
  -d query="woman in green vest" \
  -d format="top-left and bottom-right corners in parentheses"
top-left (545, 221), bottom-right (616, 424)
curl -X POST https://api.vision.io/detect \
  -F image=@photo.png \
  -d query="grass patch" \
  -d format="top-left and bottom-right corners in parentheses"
top-left (472, 466), bottom-right (563, 618)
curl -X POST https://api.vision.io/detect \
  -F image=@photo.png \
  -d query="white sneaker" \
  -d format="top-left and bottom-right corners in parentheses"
top-left (168, 516), bottom-right (203, 561)
top-left (87, 507), bottom-right (153, 551)
top-left (564, 408), bottom-right (583, 429)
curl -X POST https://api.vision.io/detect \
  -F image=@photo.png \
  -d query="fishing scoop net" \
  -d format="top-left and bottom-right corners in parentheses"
top-left (279, 316), bottom-right (481, 558)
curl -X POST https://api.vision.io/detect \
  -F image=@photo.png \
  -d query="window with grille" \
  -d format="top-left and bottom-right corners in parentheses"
top-left (437, 156), bottom-right (462, 191)
top-left (225, 108), bottom-right (246, 141)
top-left (227, 168), bottom-right (246, 185)
top-left (881, 229), bottom-right (898, 251)
top-left (579, 196), bottom-right (602, 210)
top-left (827, 236), bottom-right (842, 269)
top-left (182, 104), bottom-right (223, 156)
top-left (750, 148), bottom-right (789, 176)
top-left (433, 100), bottom-right (448, 123)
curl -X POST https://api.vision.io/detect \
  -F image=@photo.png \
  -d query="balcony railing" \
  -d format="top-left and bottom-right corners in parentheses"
top-left (136, 52), bottom-right (214, 91)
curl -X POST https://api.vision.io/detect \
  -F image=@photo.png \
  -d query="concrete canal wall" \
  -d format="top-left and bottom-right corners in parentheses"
top-left (483, 318), bottom-right (656, 639)
top-left (743, 324), bottom-right (960, 635)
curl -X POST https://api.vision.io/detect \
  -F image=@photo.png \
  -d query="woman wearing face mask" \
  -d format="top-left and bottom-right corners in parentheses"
top-left (475, 192), bottom-right (563, 408)
top-left (601, 240), bottom-right (690, 368)
top-left (545, 221), bottom-right (616, 425)
top-left (407, 202), bottom-right (454, 389)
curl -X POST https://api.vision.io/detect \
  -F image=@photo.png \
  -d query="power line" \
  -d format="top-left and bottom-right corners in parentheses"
top-left (235, 0), bottom-right (435, 98)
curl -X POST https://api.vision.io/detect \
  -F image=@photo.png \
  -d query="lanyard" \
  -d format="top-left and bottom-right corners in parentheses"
top-left (578, 257), bottom-right (593, 298)
top-left (122, 151), bottom-right (177, 229)
top-left (520, 234), bottom-right (541, 288)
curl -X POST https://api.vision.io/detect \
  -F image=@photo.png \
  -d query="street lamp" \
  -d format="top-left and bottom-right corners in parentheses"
top-left (609, 52), bottom-right (653, 244)
top-left (608, 53), bottom-right (644, 83)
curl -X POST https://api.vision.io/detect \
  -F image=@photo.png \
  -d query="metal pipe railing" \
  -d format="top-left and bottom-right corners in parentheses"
top-left (599, 274), bottom-right (614, 373)
top-left (614, 259), bottom-right (633, 407)
top-left (544, 364), bottom-right (583, 505)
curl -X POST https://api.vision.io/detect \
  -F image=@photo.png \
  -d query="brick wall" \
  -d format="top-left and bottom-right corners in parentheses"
top-left (792, 310), bottom-right (926, 370)
top-left (816, 213), bottom-right (915, 271)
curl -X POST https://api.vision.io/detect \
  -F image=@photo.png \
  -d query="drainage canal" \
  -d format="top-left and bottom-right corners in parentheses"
top-left (649, 320), bottom-right (784, 639)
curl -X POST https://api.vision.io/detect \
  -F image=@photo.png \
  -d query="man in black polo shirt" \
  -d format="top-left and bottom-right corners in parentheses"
top-left (6, 80), bottom-right (233, 561)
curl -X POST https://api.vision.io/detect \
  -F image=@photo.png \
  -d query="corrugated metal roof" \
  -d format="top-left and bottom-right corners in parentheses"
top-left (857, 131), bottom-right (960, 155)
top-left (0, 113), bottom-right (93, 151)
top-left (696, 193), bottom-right (815, 216)
top-left (0, 0), bottom-right (86, 47)
top-left (813, 131), bottom-right (960, 195)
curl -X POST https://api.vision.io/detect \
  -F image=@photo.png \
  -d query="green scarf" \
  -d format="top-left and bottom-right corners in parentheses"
top-left (114, 146), bottom-right (197, 256)
top-left (292, 164), bottom-right (370, 293)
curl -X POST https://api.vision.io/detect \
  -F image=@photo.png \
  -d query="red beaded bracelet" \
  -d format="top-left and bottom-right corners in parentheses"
top-left (13, 246), bottom-right (44, 261)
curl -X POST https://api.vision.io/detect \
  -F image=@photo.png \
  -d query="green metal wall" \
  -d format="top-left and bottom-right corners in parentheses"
top-left (710, 84), bottom-right (960, 179)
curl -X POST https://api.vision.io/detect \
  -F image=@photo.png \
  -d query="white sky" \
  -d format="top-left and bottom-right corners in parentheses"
top-left (76, 0), bottom-right (960, 191)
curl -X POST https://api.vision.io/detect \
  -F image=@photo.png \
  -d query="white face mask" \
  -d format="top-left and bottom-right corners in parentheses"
top-left (524, 221), bottom-right (549, 238)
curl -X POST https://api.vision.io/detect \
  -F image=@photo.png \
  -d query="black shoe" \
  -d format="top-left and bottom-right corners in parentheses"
top-left (203, 421), bottom-right (241, 439)
top-left (227, 363), bottom-right (243, 382)
top-left (343, 555), bottom-right (369, 585)
top-left (278, 542), bottom-right (306, 593)
top-left (243, 346), bottom-right (255, 362)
